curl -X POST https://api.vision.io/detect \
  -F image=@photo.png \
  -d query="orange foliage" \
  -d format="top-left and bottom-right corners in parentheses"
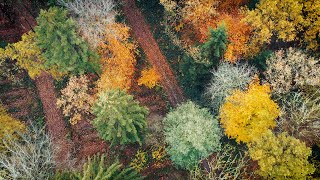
top-left (217, 0), bottom-right (248, 13)
top-left (97, 23), bottom-right (137, 91)
top-left (138, 67), bottom-right (161, 89)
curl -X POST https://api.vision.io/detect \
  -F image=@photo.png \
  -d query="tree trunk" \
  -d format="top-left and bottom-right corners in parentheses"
top-left (35, 71), bottom-right (72, 169)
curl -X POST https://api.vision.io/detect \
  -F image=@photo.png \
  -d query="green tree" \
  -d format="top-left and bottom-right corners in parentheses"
top-left (35, 7), bottom-right (100, 75)
top-left (164, 101), bottom-right (222, 170)
top-left (91, 89), bottom-right (148, 146)
top-left (200, 25), bottom-right (228, 66)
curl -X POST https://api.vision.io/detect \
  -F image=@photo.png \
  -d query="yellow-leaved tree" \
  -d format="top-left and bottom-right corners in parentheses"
top-left (248, 130), bottom-right (315, 179)
top-left (97, 23), bottom-right (137, 92)
top-left (138, 67), bottom-right (161, 89)
top-left (244, 0), bottom-right (320, 55)
top-left (219, 82), bottom-right (280, 143)
top-left (0, 104), bottom-right (25, 151)
top-left (0, 31), bottom-right (63, 79)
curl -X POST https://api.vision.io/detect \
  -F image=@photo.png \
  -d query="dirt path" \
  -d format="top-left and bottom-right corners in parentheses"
top-left (122, 0), bottom-right (185, 107)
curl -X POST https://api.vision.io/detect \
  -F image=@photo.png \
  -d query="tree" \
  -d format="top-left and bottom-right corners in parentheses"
top-left (244, 0), bottom-right (320, 53)
top-left (57, 75), bottom-right (94, 125)
top-left (248, 130), bottom-right (315, 179)
top-left (265, 48), bottom-right (320, 95)
top-left (58, 0), bottom-right (116, 48)
top-left (200, 25), bottom-right (228, 65)
top-left (35, 7), bottom-right (100, 75)
top-left (164, 101), bottom-right (222, 170)
top-left (97, 23), bottom-right (137, 92)
top-left (220, 83), bottom-right (280, 143)
top-left (206, 62), bottom-right (256, 114)
top-left (278, 92), bottom-right (320, 146)
top-left (0, 31), bottom-right (63, 79)
top-left (91, 89), bottom-right (148, 146)
top-left (0, 104), bottom-right (25, 151)
top-left (137, 67), bottom-right (161, 89)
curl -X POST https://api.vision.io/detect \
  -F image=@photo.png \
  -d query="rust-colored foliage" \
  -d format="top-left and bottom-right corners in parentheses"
top-left (97, 23), bottom-right (137, 92)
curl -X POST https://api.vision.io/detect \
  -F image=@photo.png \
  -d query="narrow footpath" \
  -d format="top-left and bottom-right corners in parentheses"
top-left (122, 0), bottom-right (185, 107)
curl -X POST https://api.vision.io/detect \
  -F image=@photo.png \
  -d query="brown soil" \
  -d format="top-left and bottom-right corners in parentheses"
top-left (122, 0), bottom-right (185, 107)
top-left (35, 72), bottom-right (73, 169)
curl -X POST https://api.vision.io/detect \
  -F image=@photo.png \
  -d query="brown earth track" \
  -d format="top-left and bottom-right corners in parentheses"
top-left (122, 0), bottom-right (185, 107)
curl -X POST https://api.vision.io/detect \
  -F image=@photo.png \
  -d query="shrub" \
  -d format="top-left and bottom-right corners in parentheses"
top-left (138, 67), bottom-right (161, 89)
top-left (0, 126), bottom-right (55, 179)
top-left (35, 7), bottom-right (100, 75)
top-left (77, 154), bottom-right (142, 180)
top-left (190, 144), bottom-right (251, 180)
top-left (220, 83), bottom-right (280, 143)
top-left (265, 48), bottom-right (320, 94)
top-left (58, 0), bottom-right (116, 48)
top-left (164, 101), bottom-right (222, 170)
top-left (54, 154), bottom-right (142, 180)
top-left (91, 89), bottom-right (148, 146)
top-left (0, 104), bottom-right (25, 151)
top-left (130, 150), bottom-right (148, 172)
top-left (248, 130), bottom-right (315, 179)
top-left (278, 92), bottom-right (320, 146)
top-left (57, 75), bottom-right (94, 125)
top-left (206, 62), bottom-right (256, 114)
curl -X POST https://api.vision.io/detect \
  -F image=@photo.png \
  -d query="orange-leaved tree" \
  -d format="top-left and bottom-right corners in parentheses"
top-left (219, 82), bottom-right (280, 143)
top-left (97, 23), bottom-right (137, 92)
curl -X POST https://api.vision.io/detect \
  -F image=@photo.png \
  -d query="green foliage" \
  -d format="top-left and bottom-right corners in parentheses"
top-left (35, 7), bottom-right (100, 75)
top-left (200, 25), bottom-right (228, 66)
top-left (78, 154), bottom-right (142, 180)
top-left (164, 101), bottom-right (222, 170)
top-left (54, 154), bottom-right (142, 180)
top-left (92, 89), bottom-right (148, 146)
top-left (248, 50), bottom-right (273, 72)
top-left (206, 62), bottom-right (256, 114)
top-left (248, 130), bottom-right (315, 179)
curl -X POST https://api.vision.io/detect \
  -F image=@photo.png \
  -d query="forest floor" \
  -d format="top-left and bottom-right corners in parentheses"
top-left (122, 0), bottom-right (185, 107)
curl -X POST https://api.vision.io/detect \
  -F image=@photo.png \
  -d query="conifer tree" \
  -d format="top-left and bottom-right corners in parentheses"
top-left (35, 7), bottom-right (100, 75)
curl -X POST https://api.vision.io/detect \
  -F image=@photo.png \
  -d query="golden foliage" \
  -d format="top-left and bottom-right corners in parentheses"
top-left (138, 67), bottom-right (161, 89)
top-left (130, 150), bottom-right (148, 172)
top-left (0, 104), bottom-right (25, 150)
top-left (244, 0), bottom-right (320, 54)
top-left (0, 31), bottom-right (63, 79)
top-left (97, 23), bottom-right (137, 91)
top-left (57, 75), bottom-right (94, 125)
top-left (248, 130), bottom-right (315, 179)
top-left (220, 82), bottom-right (280, 143)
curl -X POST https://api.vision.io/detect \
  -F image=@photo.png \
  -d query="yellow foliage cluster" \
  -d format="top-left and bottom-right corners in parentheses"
top-left (0, 104), bottom-right (25, 150)
top-left (0, 31), bottom-right (63, 79)
top-left (97, 23), bottom-right (137, 92)
top-left (138, 67), bottom-right (161, 89)
top-left (130, 150), bottom-right (148, 172)
top-left (151, 146), bottom-right (167, 168)
top-left (244, 0), bottom-right (320, 54)
top-left (220, 83), bottom-right (280, 143)
top-left (248, 130), bottom-right (315, 179)
top-left (57, 75), bottom-right (94, 125)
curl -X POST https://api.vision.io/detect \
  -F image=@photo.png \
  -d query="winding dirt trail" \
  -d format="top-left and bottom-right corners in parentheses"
top-left (122, 0), bottom-right (185, 107)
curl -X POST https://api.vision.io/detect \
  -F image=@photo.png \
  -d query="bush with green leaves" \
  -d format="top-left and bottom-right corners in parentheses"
top-left (35, 7), bottom-right (100, 75)
top-left (92, 89), bottom-right (148, 146)
top-left (0, 126), bottom-right (55, 180)
top-left (278, 91), bottom-right (320, 146)
top-left (248, 130), bottom-right (315, 179)
top-left (164, 101), bottom-right (222, 170)
top-left (206, 62), bottom-right (256, 114)
top-left (54, 154), bottom-right (142, 180)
